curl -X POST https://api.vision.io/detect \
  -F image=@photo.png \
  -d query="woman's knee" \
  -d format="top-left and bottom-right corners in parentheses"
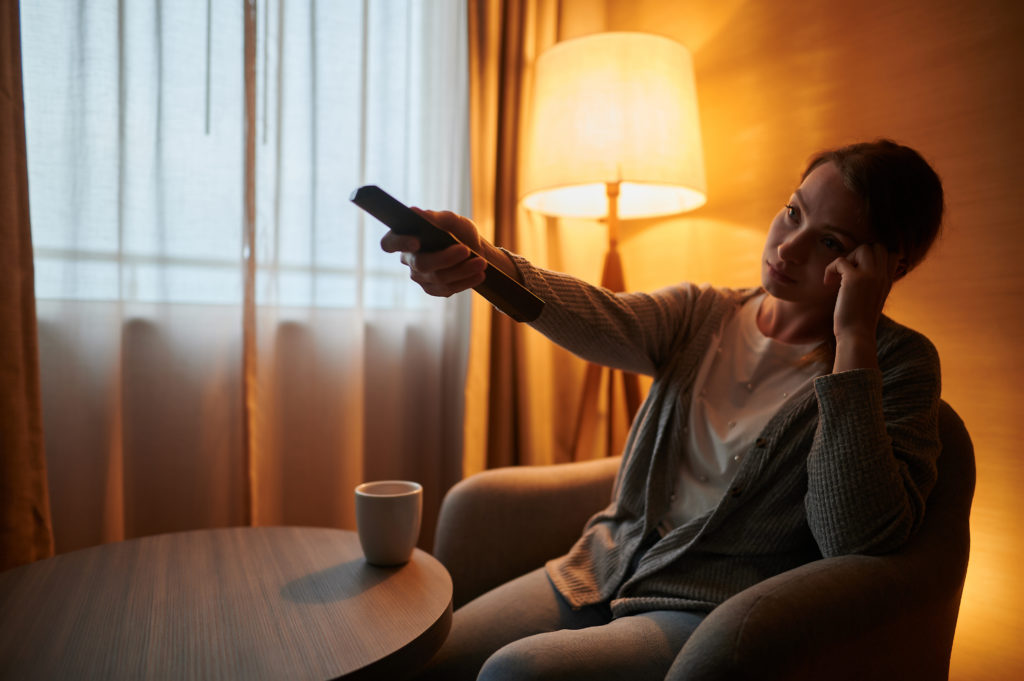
top-left (477, 609), bottom-right (706, 681)
top-left (477, 630), bottom-right (631, 681)
top-left (478, 637), bottom-right (563, 681)
top-left (414, 568), bottom-right (577, 681)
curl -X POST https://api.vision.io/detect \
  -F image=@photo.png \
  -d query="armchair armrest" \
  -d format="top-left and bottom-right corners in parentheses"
top-left (672, 550), bottom-right (966, 681)
top-left (433, 456), bottom-right (620, 608)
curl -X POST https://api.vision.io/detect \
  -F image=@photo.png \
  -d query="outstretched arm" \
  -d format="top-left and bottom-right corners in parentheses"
top-left (381, 210), bottom-right (703, 375)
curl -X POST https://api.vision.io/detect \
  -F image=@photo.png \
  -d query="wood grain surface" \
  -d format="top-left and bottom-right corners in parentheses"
top-left (0, 527), bottom-right (452, 680)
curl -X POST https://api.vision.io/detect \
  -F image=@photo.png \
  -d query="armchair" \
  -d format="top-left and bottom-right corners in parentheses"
top-left (433, 401), bottom-right (974, 680)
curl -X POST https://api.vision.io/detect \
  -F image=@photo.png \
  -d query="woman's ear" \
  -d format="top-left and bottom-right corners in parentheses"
top-left (893, 257), bottom-right (909, 280)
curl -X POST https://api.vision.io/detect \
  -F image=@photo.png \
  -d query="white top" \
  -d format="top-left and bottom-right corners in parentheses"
top-left (661, 293), bottom-right (827, 532)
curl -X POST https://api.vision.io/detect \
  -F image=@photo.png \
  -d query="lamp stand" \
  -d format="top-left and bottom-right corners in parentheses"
top-left (570, 182), bottom-right (643, 460)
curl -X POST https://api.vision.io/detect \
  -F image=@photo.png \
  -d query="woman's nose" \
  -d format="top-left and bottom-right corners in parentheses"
top-left (777, 231), bottom-right (809, 263)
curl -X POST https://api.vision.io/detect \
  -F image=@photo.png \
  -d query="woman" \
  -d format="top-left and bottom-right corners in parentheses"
top-left (382, 140), bottom-right (945, 681)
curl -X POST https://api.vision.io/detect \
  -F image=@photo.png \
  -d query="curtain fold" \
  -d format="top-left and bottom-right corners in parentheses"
top-left (242, 0), bottom-right (259, 528)
top-left (467, 0), bottom-right (599, 473)
top-left (0, 0), bottom-right (54, 571)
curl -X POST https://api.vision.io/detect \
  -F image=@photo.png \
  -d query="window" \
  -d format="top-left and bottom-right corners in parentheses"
top-left (22, 0), bottom-right (470, 310)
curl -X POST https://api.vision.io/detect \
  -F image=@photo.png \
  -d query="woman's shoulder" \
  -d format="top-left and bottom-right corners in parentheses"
top-left (877, 315), bottom-right (941, 377)
top-left (877, 315), bottom-right (938, 353)
top-left (649, 282), bottom-right (761, 308)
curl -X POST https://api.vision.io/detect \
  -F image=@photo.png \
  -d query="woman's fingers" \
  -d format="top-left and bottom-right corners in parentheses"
top-left (830, 243), bottom-right (898, 340)
top-left (416, 268), bottom-right (488, 297)
top-left (380, 231), bottom-right (419, 254)
top-left (409, 252), bottom-right (487, 296)
top-left (823, 256), bottom-right (849, 288)
top-left (378, 208), bottom-right (489, 297)
top-left (402, 243), bottom-right (474, 271)
top-left (412, 208), bottom-right (483, 251)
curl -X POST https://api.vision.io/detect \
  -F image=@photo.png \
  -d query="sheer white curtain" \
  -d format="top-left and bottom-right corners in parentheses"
top-left (21, 0), bottom-right (470, 553)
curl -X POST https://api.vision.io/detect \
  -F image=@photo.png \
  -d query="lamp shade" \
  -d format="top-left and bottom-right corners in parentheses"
top-left (521, 32), bottom-right (706, 219)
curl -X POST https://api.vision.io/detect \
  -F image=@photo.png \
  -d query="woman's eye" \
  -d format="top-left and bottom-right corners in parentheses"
top-left (822, 237), bottom-right (846, 252)
top-left (785, 204), bottom-right (799, 221)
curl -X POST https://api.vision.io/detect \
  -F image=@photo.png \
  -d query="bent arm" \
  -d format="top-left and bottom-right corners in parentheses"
top-left (804, 326), bottom-right (941, 556)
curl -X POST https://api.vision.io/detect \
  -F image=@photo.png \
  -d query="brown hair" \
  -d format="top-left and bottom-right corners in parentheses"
top-left (803, 139), bottom-right (944, 275)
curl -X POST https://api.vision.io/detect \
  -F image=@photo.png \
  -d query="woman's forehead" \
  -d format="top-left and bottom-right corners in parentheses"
top-left (796, 162), bottom-right (872, 240)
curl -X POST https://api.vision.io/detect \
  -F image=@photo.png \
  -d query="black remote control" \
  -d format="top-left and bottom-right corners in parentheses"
top-left (350, 185), bottom-right (545, 322)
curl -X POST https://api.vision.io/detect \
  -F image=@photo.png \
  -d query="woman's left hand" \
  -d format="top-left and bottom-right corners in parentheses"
top-left (823, 243), bottom-right (903, 371)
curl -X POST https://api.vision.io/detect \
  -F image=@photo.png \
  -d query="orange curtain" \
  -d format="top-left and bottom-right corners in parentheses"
top-left (464, 0), bottom-right (563, 474)
top-left (0, 1), bottom-right (54, 571)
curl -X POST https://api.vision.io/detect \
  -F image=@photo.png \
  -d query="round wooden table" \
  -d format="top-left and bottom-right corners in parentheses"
top-left (0, 527), bottom-right (452, 680)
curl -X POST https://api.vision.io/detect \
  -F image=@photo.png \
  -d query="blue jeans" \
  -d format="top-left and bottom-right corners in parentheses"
top-left (415, 567), bottom-right (705, 681)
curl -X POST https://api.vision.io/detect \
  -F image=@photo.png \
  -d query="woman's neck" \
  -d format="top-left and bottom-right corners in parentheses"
top-left (756, 295), bottom-right (833, 345)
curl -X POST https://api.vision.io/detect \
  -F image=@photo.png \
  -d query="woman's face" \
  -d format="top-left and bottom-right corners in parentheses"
top-left (762, 161), bottom-right (873, 310)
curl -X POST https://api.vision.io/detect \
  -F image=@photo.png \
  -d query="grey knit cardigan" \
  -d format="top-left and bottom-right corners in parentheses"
top-left (508, 254), bottom-right (942, 618)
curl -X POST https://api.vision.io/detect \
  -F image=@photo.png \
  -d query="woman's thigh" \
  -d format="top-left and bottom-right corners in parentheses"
top-left (415, 567), bottom-right (611, 681)
top-left (478, 609), bottom-right (706, 681)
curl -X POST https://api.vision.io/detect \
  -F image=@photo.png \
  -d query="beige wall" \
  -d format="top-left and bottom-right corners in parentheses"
top-left (550, 0), bottom-right (1022, 678)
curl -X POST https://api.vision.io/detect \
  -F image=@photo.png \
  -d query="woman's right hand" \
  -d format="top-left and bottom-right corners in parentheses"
top-left (379, 209), bottom-right (489, 298)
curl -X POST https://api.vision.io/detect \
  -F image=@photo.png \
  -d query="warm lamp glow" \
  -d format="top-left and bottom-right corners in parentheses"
top-left (521, 32), bottom-right (707, 219)
top-left (520, 33), bottom-right (707, 461)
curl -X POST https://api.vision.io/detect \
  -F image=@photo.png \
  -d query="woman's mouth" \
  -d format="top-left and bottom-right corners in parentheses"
top-left (766, 262), bottom-right (796, 284)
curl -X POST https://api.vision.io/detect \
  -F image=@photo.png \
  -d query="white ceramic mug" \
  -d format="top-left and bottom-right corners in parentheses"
top-left (354, 480), bottom-right (423, 566)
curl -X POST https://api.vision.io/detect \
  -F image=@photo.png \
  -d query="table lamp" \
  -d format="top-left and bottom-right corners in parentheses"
top-left (521, 32), bottom-right (707, 459)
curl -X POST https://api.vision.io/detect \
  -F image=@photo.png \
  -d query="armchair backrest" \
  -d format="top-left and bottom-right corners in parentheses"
top-left (906, 399), bottom-right (977, 659)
